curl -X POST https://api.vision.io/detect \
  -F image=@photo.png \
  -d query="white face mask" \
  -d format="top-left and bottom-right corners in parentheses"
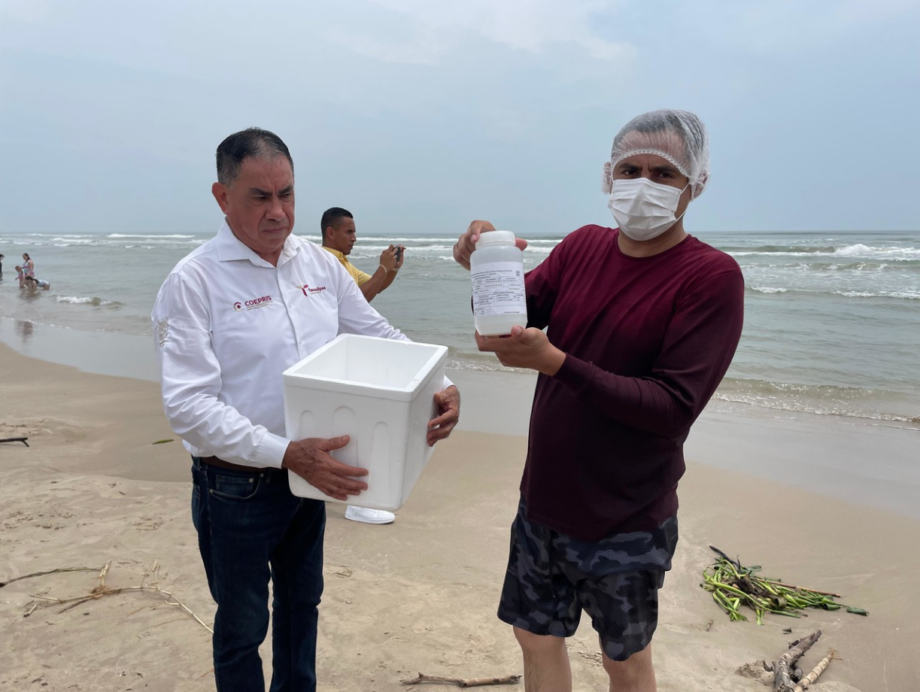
top-left (607, 177), bottom-right (688, 241)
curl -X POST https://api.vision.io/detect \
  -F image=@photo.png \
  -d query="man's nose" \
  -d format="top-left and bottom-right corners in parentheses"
top-left (266, 196), bottom-right (285, 221)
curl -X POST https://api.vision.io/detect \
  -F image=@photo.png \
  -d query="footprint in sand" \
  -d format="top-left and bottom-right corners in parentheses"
top-left (134, 516), bottom-right (163, 531)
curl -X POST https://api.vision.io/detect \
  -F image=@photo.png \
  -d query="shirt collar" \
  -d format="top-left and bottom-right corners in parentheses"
top-left (322, 246), bottom-right (349, 262)
top-left (215, 219), bottom-right (300, 267)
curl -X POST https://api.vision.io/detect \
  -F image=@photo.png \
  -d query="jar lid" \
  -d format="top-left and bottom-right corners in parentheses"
top-left (474, 230), bottom-right (516, 248)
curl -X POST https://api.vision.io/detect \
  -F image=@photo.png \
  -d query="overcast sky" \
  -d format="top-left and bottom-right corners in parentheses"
top-left (1, 0), bottom-right (918, 236)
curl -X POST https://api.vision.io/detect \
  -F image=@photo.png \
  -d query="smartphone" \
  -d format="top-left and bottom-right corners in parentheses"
top-left (395, 246), bottom-right (402, 263)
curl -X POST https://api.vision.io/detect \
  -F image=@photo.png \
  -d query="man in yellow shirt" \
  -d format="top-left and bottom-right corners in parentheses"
top-left (321, 207), bottom-right (406, 525)
top-left (321, 207), bottom-right (404, 303)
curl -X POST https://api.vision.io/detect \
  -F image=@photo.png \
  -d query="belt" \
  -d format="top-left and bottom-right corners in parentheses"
top-left (200, 456), bottom-right (271, 473)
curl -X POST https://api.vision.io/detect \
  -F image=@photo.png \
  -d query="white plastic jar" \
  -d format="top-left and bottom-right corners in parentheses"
top-left (471, 230), bottom-right (527, 336)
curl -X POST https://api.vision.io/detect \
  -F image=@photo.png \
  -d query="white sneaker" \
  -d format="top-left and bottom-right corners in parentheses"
top-left (344, 506), bottom-right (396, 525)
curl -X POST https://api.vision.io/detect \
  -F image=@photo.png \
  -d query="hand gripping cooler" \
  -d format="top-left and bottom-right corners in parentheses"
top-left (283, 334), bottom-right (448, 511)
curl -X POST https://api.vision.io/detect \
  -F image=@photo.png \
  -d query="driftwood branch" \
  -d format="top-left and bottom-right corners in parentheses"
top-left (0, 566), bottom-right (101, 588)
top-left (775, 630), bottom-right (822, 692)
top-left (401, 673), bottom-right (521, 688)
top-left (26, 560), bottom-right (213, 634)
top-left (0, 436), bottom-right (29, 447)
top-left (793, 649), bottom-right (837, 692)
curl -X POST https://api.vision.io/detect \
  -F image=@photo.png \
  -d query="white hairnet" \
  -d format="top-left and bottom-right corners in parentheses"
top-left (601, 109), bottom-right (710, 200)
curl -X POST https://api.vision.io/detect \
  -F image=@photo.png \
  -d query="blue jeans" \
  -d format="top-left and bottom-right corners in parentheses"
top-left (191, 458), bottom-right (326, 692)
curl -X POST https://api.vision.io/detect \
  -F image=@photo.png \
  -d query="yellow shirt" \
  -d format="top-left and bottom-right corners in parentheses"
top-left (322, 246), bottom-right (373, 286)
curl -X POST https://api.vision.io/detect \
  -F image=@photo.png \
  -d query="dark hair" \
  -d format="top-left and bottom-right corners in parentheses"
top-left (23, 253), bottom-right (30, 260)
top-left (216, 127), bottom-right (294, 186)
top-left (320, 207), bottom-right (353, 239)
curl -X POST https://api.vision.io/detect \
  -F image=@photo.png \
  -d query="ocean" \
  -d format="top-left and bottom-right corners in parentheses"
top-left (1, 228), bottom-right (918, 430)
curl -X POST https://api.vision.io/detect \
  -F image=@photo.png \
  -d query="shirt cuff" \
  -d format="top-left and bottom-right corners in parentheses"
top-left (552, 354), bottom-right (594, 394)
top-left (442, 374), bottom-right (455, 390)
top-left (253, 430), bottom-right (290, 469)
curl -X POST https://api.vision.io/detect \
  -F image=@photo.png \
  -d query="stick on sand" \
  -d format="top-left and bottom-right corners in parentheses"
top-left (0, 566), bottom-right (101, 588)
top-left (26, 560), bottom-right (213, 634)
top-left (793, 649), bottom-right (837, 692)
top-left (401, 673), bottom-right (521, 687)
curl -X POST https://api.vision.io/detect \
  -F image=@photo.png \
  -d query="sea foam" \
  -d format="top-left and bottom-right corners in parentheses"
top-left (56, 296), bottom-right (121, 307)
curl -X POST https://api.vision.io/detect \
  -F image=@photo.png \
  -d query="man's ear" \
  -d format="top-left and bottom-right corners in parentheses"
top-left (691, 172), bottom-right (709, 200)
top-left (212, 182), bottom-right (230, 214)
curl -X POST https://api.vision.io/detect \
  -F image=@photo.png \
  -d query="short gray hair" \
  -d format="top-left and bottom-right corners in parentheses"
top-left (215, 127), bottom-right (294, 186)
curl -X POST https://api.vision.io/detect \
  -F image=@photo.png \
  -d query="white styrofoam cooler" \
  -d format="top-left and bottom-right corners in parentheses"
top-left (283, 334), bottom-right (448, 510)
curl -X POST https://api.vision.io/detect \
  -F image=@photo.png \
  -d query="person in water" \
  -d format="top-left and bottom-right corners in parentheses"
top-left (24, 275), bottom-right (51, 290)
top-left (22, 253), bottom-right (34, 279)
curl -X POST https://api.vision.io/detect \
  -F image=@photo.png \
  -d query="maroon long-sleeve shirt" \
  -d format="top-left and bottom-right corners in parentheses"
top-left (522, 225), bottom-right (744, 541)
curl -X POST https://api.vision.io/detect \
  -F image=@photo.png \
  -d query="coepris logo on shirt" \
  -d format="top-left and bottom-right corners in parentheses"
top-left (233, 295), bottom-right (273, 312)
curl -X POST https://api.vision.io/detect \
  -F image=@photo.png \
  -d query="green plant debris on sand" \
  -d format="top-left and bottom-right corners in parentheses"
top-left (702, 546), bottom-right (868, 625)
top-left (151, 439), bottom-right (174, 445)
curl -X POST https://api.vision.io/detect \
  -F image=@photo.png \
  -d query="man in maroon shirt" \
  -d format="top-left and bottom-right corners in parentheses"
top-left (453, 110), bottom-right (744, 692)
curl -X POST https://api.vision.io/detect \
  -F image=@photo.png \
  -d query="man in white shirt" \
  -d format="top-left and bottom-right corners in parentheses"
top-left (152, 127), bottom-right (460, 692)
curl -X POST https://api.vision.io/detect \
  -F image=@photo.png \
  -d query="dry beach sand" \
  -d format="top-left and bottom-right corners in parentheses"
top-left (1, 343), bottom-right (919, 691)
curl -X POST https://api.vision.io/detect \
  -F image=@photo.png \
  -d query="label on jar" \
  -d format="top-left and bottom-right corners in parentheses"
top-left (472, 261), bottom-right (527, 316)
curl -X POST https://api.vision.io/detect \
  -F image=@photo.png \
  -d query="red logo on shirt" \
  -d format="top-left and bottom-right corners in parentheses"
top-left (233, 295), bottom-right (273, 311)
top-left (299, 284), bottom-right (326, 297)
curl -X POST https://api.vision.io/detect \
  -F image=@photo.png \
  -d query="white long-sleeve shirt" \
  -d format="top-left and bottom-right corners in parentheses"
top-left (152, 220), bottom-right (446, 468)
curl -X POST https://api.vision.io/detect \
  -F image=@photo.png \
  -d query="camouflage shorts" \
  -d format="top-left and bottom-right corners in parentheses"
top-left (497, 499), bottom-right (678, 661)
